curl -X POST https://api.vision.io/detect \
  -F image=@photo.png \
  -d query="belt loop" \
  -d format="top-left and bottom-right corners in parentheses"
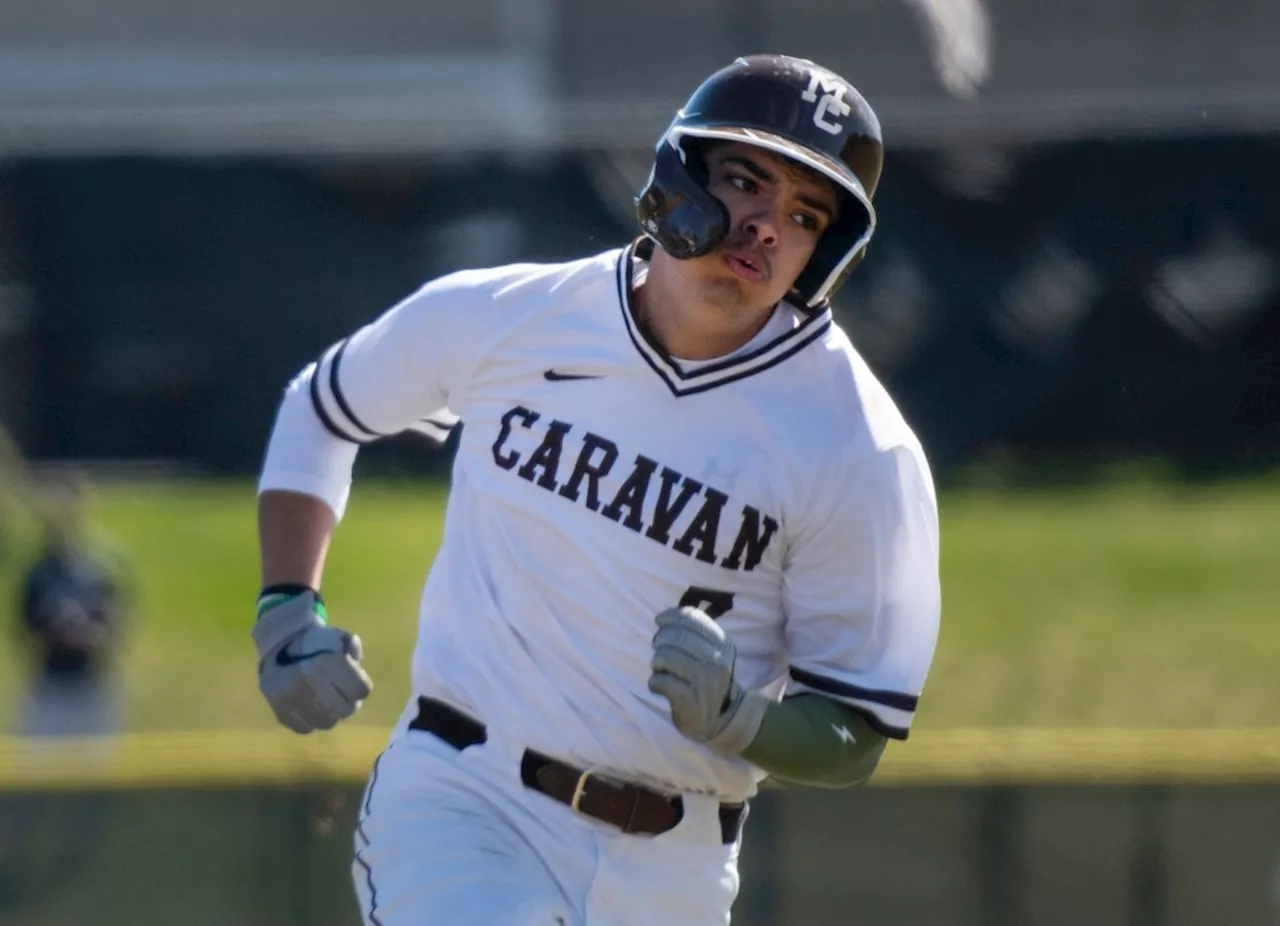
top-left (570, 769), bottom-right (593, 813)
top-left (409, 696), bottom-right (487, 750)
top-left (719, 802), bottom-right (748, 845)
top-left (621, 786), bottom-right (645, 835)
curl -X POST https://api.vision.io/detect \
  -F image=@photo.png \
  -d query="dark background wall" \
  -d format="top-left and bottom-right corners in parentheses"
top-left (2, 0), bottom-right (1278, 480)
top-left (2, 134), bottom-right (1277, 477)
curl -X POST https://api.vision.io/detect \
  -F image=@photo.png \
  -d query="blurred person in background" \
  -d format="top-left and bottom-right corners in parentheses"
top-left (14, 470), bottom-right (129, 739)
top-left (0, 463), bottom-right (125, 926)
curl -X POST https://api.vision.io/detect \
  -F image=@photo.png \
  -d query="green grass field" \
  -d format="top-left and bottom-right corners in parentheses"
top-left (2, 471), bottom-right (1278, 735)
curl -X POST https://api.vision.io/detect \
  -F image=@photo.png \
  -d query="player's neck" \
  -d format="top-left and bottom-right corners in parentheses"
top-left (636, 261), bottom-right (775, 362)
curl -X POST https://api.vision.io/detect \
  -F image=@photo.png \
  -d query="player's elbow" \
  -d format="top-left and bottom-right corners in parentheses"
top-left (775, 731), bottom-right (888, 790)
top-left (810, 734), bottom-right (888, 789)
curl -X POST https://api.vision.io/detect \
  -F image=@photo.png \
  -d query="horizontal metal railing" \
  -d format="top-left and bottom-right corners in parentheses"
top-left (3, 726), bottom-right (1278, 791)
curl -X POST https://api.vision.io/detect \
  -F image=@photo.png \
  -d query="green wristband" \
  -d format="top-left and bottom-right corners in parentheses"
top-left (256, 585), bottom-right (327, 624)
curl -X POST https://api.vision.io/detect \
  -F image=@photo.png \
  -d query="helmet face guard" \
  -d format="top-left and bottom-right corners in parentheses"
top-left (636, 55), bottom-right (884, 309)
top-left (635, 139), bottom-right (729, 261)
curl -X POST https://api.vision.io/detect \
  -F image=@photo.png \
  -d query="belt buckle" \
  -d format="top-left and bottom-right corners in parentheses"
top-left (570, 767), bottom-right (598, 814)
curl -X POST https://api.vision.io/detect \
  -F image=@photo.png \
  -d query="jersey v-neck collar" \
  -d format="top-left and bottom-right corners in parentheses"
top-left (614, 238), bottom-right (833, 397)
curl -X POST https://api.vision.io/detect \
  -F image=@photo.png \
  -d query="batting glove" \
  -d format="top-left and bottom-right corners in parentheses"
top-left (252, 586), bottom-right (372, 734)
top-left (647, 606), bottom-right (769, 756)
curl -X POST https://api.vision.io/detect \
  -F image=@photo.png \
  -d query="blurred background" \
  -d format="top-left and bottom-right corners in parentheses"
top-left (1, 0), bottom-right (1279, 923)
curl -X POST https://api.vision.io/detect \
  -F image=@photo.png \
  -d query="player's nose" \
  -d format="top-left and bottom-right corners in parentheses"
top-left (742, 202), bottom-right (780, 248)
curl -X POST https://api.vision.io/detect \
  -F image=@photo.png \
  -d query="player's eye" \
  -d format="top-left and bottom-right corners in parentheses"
top-left (727, 174), bottom-right (759, 194)
top-left (792, 212), bottom-right (821, 231)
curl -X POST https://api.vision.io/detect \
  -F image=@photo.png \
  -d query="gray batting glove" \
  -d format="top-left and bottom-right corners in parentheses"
top-left (252, 587), bottom-right (373, 734)
top-left (647, 606), bottom-right (769, 756)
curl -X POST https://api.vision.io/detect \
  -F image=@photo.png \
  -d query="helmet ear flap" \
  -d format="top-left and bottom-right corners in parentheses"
top-left (635, 137), bottom-right (730, 261)
top-left (791, 244), bottom-right (866, 310)
top-left (790, 189), bottom-right (874, 307)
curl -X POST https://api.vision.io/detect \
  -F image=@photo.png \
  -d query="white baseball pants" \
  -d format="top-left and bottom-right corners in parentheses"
top-left (352, 703), bottom-right (743, 925)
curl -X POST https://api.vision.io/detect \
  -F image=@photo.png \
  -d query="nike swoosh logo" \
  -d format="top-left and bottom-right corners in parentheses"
top-left (275, 644), bottom-right (331, 667)
top-left (544, 370), bottom-right (602, 381)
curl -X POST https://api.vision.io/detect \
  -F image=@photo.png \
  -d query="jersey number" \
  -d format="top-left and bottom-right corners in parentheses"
top-left (679, 586), bottom-right (735, 620)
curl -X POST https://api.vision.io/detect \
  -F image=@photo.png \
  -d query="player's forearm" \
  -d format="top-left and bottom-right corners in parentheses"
top-left (740, 694), bottom-right (887, 789)
top-left (258, 489), bottom-right (336, 589)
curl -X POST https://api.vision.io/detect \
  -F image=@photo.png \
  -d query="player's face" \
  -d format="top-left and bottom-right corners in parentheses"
top-left (694, 142), bottom-right (840, 313)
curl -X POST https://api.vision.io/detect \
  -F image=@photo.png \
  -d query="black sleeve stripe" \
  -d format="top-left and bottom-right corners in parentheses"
top-left (308, 363), bottom-right (365, 444)
top-left (329, 340), bottom-right (382, 438)
top-left (846, 705), bottom-right (911, 741)
top-left (422, 417), bottom-right (457, 431)
top-left (789, 667), bottom-right (920, 712)
top-left (785, 692), bottom-right (910, 741)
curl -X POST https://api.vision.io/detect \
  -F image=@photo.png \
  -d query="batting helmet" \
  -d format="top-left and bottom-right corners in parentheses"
top-left (636, 54), bottom-right (883, 309)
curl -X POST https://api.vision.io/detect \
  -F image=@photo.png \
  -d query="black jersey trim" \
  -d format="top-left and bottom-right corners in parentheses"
top-left (328, 339), bottom-right (382, 439)
top-left (615, 239), bottom-right (832, 397)
top-left (308, 361), bottom-right (365, 444)
top-left (789, 667), bottom-right (920, 712)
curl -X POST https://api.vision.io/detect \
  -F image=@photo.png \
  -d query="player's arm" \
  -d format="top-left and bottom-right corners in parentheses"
top-left (649, 609), bottom-right (887, 788)
top-left (253, 482), bottom-right (370, 734)
top-left (253, 271), bottom-right (499, 733)
top-left (650, 443), bottom-right (940, 787)
top-left (742, 694), bottom-right (887, 788)
top-left (259, 488), bottom-right (335, 590)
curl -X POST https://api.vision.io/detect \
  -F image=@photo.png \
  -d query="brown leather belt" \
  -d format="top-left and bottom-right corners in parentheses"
top-left (408, 696), bottom-right (746, 845)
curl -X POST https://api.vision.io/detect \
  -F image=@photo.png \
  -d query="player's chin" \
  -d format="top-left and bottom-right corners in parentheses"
top-left (698, 277), bottom-right (754, 313)
top-left (720, 276), bottom-right (791, 314)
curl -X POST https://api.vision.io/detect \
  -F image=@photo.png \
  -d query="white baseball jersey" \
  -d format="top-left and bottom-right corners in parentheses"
top-left (260, 238), bottom-right (941, 802)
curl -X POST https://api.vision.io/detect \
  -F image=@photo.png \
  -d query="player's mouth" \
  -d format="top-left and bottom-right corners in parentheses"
top-left (722, 250), bottom-right (766, 282)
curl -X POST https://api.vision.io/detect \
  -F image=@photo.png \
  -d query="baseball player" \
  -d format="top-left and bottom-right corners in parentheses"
top-left (254, 55), bottom-right (941, 925)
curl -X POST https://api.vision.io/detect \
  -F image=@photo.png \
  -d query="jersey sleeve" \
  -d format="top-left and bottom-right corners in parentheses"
top-left (258, 267), bottom-right (511, 518)
top-left (781, 443), bottom-right (941, 740)
top-left (305, 268), bottom-right (503, 445)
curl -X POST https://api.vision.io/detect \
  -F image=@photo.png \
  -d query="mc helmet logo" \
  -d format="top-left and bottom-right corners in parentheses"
top-left (800, 68), bottom-right (852, 135)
